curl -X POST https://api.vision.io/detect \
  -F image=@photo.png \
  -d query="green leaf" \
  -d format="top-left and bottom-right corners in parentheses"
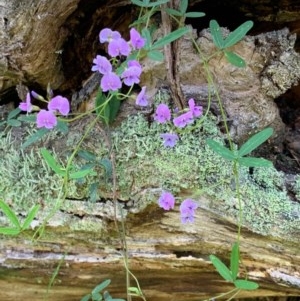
top-left (7, 119), bottom-right (21, 127)
top-left (237, 157), bottom-right (273, 167)
top-left (21, 128), bottom-right (49, 149)
top-left (142, 28), bottom-right (152, 49)
top-left (234, 279), bottom-right (259, 290)
top-left (230, 242), bottom-right (240, 281)
top-left (92, 280), bottom-right (111, 295)
top-left (56, 119), bottom-right (69, 133)
top-left (80, 294), bottom-right (91, 301)
top-left (0, 227), bottom-right (21, 236)
top-left (109, 97), bottom-right (121, 123)
top-left (89, 182), bottom-right (100, 202)
top-left (238, 128), bottom-right (273, 157)
top-left (152, 27), bottom-right (190, 49)
top-left (128, 287), bottom-right (141, 295)
top-left (21, 205), bottom-right (40, 231)
top-left (69, 168), bottom-right (93, 179)
top-left (224, 51), bottom-right (246, 67)
top-left (18, 114), bottom-right (37, 122)
top-left (99, 158), bottom-right (112, 180)
top-left (91, 292), bottom-right (102, 301)
top-left (131, 0), bottom-right (169, 7)
top-left (206, 139), bottom-right (236, 161)
top-left (40, 148), bottom-right (66, 176)
top-left (185, 12), bottom-right (205, 18)
top-left (0, 200), bottom-right (20, 228)
top-left (209, 20), bottom-right (225, 49)
top-left (179, 0), bottom-right (188, 14)
top-left (78, 150), bottom-right (97, 162)
top-left (209, 255), bottom-right (233, 282)
top-left (165, 8), bottom-right (183, 17)
top-left (147, 50), bottom-right (164, 61)
top-left (223, 21), bottom-right (254, 48)
top-left (8, 107), bottom-right (21, 120)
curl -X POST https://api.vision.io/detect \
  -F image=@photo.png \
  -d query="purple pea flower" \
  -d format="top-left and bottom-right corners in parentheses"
top-left (154, 104), bottom-right (171, 124)
top-left (36, 109), bottom-right (57, 129)
top-left (121, 65), bottom-right (142, 86)
top-left (188, 98), bottom-right (203, 118)
top-left (158, 191), bottom-right (175, 210)
top-left (19, 92), bottom-right (32, 112)
top-left (108, 38), bottom-right (131, 57)
top-left (128, 60), bottom-right (141, 69)
top-left (173, 111), bottom-right (194, 128)
top-left (99, 28), bottom-right (121, 43)
top-left (48, 95), bottom-right (70, 116)
top-left (101, 72), bottom-right (122, 92)
top-left (91, 55), bottom-right (112, 74)
top-left (130, 28), bottom-right (145, 50)
top-left (136, 86), bottom-right (148, 106)
top-left (160, 133), bottom-right (179, 148)
top-left (180, 199), bottom-right (198, 224)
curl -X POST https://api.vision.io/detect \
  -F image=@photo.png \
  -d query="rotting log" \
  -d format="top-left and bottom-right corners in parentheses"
top-left (0, 111), bottom-right (300, 301)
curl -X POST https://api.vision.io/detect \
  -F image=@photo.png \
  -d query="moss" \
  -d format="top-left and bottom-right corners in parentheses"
top-left (1, 100), bottom-right (300, 239)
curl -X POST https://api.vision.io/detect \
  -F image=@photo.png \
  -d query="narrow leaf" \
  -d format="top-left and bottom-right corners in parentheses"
top-left (0, 227), bottom-right (21, 235)
top-left (209, 255), bottom-right (233, 282)
top-left (238, 128), bottom-right (273, 157)
top-left (237, 157), bottom-right (273, 168)
top-left (78, 150), bottom-right (97, 162)
top-left (179, 0), bottom-right (188, 14)
top-left (80, 294), bottom-right (91, 301)
top-left (209, 20), bottom-right (225, 49)
top-left (206, 139), bottom-right (236, 161)
top-left (56, 119), bottom-right (69, 133)
top-left (185, 12), bottom-right (205, 18)
top-left (91, 292), bottom-right (102, 301)
top-left (152, 27), bottom-right (190, 49)
top-left (7, 119), bottom-right (21, 127)
top-left (0, 200), bottom-right (20, 228)
top-left (69, 168), bottom-right (93, 179)
top-left (224, 51), bottom-right (246, 68)
top-left (131, 0), bottom-right (169, 7)
top-left (230, 242), bottom-right (240, 281)
top-left (109, 97), bottom-right (121, 123)
top-left (223, 21), bottom-right (254, 48)
top-left (8, 107), bottom-right (21, 120)
top-left (99, 158), bottom-right (113, 180)
top-left (21, 128), bottom-right (49, 149)
top-left (165, 8), bottom-right (183, 17)
top-left (18, 114), bottom-right (37, 122)
top-left (234, 279), bottom-right (259, 290)
top-left (89, 182), bottom-right (99, 203)
top-left (142, 28), bottom-right (152, 49)
top-left (147, 50), bottom-right (164, 61)
top-left (21, 205), bottom-right (40, 231)
top-left (92, 280), bottom-right (111, 295)
top-left (40, 148), bottom-right (66, 176)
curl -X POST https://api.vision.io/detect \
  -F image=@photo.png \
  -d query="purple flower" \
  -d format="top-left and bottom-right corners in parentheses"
top-left (19, 92), bottom-right (32, 112)
top-left (160, 133), bottom-right (179, 148)
top-left (158, 191), bottom-right (175, 210)
top-left (173, 111), bottom-right (194, 128)
top-left (48, 96), bottom-right (70, 116)
top-left (130, 28), bottom-right (145, 50)
top-left (180, 199), bottom-right (198, 213)
top-left (128, 60), bottom-right (141, 69)
top-left (99, 28), bottom-right (121, 43)
top-left (180, 199), bottom-right (198, 224)
top-left (108, 38), bottom-right (131, 57)
top-left (154, 104), bottom-right (171, 123)
top-left (188, 98), bottom-right (203, 118)
top-left (91, 55), bottom-right (112, 74)
top-left (36, 109), bottom-right (57, 129)
top-left (136, 86), bottom-right (148, 106)
top-left (31, 90), bottom-right (45, 101)
top-left (121, 65), bottom-right (142, 86)
top-left (100, 72), bottom-right (122, 92)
